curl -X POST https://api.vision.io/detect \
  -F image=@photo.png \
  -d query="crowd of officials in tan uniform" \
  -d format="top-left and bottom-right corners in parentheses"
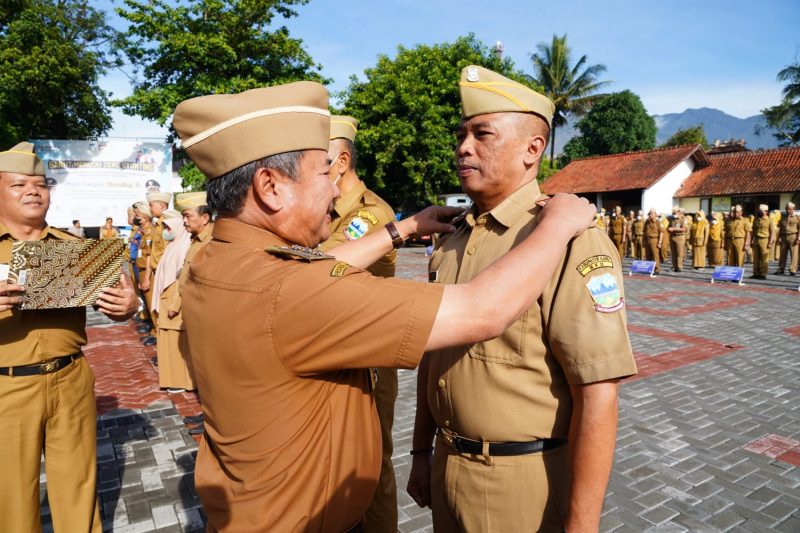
top-left (6, 61), bottom-right (794, 533)
top-left (596, 202), bottom-right (799, 278)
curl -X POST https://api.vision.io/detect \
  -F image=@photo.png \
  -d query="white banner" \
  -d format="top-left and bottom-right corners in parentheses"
top-left (32, 140), bottom-right (173, 228)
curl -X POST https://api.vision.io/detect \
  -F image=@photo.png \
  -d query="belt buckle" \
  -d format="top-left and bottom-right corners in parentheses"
top-left (40, 361), bottom-right (59, 374)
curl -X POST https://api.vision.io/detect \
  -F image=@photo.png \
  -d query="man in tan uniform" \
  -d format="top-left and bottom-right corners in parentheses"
top-left (708, 212), bottom-right (725, 267)
top-left (668, 208), bottom-right (687, 271)
top-left (777, 202), bottom-right (799, 275)
top-left (632, 210), bottom-right (645, 260)
top-left (139, 191), bottom-right (170, 323)
top-left (644, 208), bottom-right (665, 274)
top-left (750, 204), bottom-right (776, 279)
top-left (660, 213), bottom-right (670, 263)
top-left (0, 142), bottom-right (138, 532)
top-left (727, 205), bottom-right (751, 267)
top-left (609, 205), bottom-right (626, 258)
top-left (690, 210), bottom-right (710, 269)
top-left (408, 66), bottom-right (637, 533)
top-left (318, 116), bottom-right (400, 533)
top-left (625, 210), bottom-right (635, 257)
top-left (172, 81), bottom-right (596, 532)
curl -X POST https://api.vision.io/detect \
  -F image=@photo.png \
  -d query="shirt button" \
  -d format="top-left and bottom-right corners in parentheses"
top-left (467, 246), bottom-right (476, 255)
top-left (438, 379), bottom-right (446, 388)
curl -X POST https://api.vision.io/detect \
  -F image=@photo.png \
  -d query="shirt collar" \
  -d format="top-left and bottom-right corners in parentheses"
top-left (195, 223), bottom-right (214, 244)
top-left (467, 179), bottom-right (544, 229)
top-left (212, 218), bottom-right (287, 249)
top-left (0, 221), bottom-right (59, 240)
top-left (333, 180), bottom-right (367, 218)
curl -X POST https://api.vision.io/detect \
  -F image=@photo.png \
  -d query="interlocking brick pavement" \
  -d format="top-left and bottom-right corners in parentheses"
top-left (34, 247), bottom-right (799, 532)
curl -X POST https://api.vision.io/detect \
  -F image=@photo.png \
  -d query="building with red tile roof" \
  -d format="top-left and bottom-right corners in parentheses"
top-left (541, 144), bottom-right (800, 215)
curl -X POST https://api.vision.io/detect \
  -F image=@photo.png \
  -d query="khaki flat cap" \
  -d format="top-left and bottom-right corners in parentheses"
top-left (162, 209), bottom-right (182, 219)
top-left (173, 82), bottom-right (330, 180)
top-left (330, 115), bottom-right (358, 142)
top-left (0, 142), bottom-right (46, 176)
top-left (133, 201), bottom-right (152, 218)
top-left (175, 191), bottom-right (207, 211)
top-left (459, 65), bottom-right (555, 127)
top-left (758, 204), bottom-right (769, 212)
top-left (147, 191), bottom-right (172, 204)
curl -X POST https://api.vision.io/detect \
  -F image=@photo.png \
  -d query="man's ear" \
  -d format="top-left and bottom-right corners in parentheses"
top-left (337, 150), bottom-right (351, 173)
top-left (523, 132), bottom-right (548, 167)
top-left (251, 166), bottom-right (286, 213)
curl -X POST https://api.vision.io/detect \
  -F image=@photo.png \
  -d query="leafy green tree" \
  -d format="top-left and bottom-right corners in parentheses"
top-left (115, 0), bottom-right (327, 190)
top-left (761, 60), bottom-right (800, 146)
top-left (0, 0), bottom-right (119, 148)
top-left (529, 34), bottom-right (609, 168)
top-left (661, 125), bottom-right (709, 148)
top-left (340, 34), bottom-right (535, 210)
top-left (562, 90), bottom-right (656, 164)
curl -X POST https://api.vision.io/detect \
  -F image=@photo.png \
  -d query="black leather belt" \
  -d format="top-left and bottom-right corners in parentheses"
top-left (440, 429), bottom-right (566, 456)
top-left (0, 353), bottom-right (82, 377)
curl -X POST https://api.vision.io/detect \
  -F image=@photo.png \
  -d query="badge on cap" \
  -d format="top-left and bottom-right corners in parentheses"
top-left (344, 217), bottom-right (369, 240)
top-left (466, 67), bottom-right (480, 82)
top-left (585, 272), bottom-right (624, 313)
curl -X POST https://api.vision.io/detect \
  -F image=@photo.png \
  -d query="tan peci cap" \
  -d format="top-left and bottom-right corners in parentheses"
top-left (173, 81), bottom-right (330, 180)
top-left (330, 115), bottom-right (358, 142)
top-left (758, 204), bottom-right (769, 212)
top-left (0, 142), bottom-right (46, 176)
top-left (175, 191), bottom-right (207, 211)
top-left (147, 191), bottom-right (172, 204)
top-left (459, 65), bottom-right (555, 127)
top-left (133, 201), bottom-right (152, 218)
top-left (162, 209), bottom-right (182, 219)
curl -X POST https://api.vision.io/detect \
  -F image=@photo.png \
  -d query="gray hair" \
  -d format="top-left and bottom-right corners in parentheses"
top-left (206, 151), bottom-right (304, 216)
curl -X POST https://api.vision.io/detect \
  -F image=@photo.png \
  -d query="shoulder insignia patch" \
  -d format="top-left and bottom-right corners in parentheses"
top-left (330, 261), bottom-right (349, 277)
top-left (265, 245), bottom-right (331, 262)
top-left (356, 210), bottom-right (379, 225)
top-left (585, 272), bottom-right (624, 313)
top-left (344, 217), bottom-right (369, 240)
top-left (576, 255), bottom-right (613, 276)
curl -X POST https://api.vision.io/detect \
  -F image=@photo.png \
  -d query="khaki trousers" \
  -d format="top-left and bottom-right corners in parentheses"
top-left (431, 435), bottom-right (569, 532)
top-left (670, 236), bottom-right (686, 270)
top-left (364, 368), bottom-right (399, 533)
top-left (633, 236), bottom-right (644, 260)
top-left (752, 237), bottom-right (770, 276)
top-left (779, 234), bottom-right (798, 273)
top-left (645, 237), bottom-right (661, 273)
top-left (728, 238), bottom-right (745, 267)
top-left (611, 235), bottom-right (624, 259)
top-left (0, 357), bottom-right (101, 533)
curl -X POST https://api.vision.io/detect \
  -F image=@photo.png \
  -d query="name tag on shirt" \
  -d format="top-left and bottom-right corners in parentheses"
top-left (0, 263), bottom-right (8, 281)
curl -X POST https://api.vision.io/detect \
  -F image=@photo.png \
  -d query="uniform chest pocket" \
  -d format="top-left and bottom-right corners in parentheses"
top-left (467, 312), bottom-right (528, 366)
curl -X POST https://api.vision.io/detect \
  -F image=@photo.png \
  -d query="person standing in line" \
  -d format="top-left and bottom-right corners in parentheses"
top-left (667, 208), bottom-right (687, 272)
top-left (644, 208), bottom-right (664, 274)
top-left (727, 205), bottom-right (751, 268)
top-left (749, 204), bottom-right (775, 280)
top-left (777, 202), bottom-right (798, 275)
top-left (632, 210), bottom-right (645, 260)
top-left (691, 210), bottom-right (709, 269)
top-left (707, 212), bottom-right (725, 267)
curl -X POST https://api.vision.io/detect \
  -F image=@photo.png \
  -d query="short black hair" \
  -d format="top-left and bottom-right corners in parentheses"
top-left (206, 151), bottom-right (303, 217)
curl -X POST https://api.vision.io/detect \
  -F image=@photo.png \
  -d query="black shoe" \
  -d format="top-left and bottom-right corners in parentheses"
top-left (183, 414), bottom-right (205, 425)
top-left (748, 275), bottom-right (758, 279)
top-left (188, 426), bottom-right (205, 435)
top-left (142, 336), bottom-right (157, 346)
top-left (791, 272), bottom-right (796, 276)
top-left (137, 324), bottom-right (152, 334)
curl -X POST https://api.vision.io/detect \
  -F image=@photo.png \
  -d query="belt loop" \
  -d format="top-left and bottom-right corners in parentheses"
top-left (481, 440), bottom-right (493, 466)
top-left (8, 366), bottom-right (13, 378)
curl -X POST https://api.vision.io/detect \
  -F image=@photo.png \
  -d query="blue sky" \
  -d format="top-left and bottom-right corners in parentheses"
top-left (100, 0), bottom-right (800, 139)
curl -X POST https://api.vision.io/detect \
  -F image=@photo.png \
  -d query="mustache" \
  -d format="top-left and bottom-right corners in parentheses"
top-left (456, 158), bottom-right (480, 170)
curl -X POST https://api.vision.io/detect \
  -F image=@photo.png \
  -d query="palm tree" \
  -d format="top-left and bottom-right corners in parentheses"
top-left (529, 34), bottom-right (610, 167)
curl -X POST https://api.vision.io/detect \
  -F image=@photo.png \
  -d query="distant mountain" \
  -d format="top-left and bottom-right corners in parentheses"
top-left (653, 107), bottom-right (781, 150)
top-left (551, 107), bottom-right (782, 155)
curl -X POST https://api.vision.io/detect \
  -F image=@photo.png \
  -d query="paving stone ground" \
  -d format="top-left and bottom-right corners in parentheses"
top-left (37, 247), bottom-right (799, 532)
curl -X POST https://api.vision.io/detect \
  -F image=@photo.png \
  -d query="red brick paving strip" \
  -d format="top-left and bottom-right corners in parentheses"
top-left (743, 434), bottom-right (800, 467)
top-left (627, 291), bottom-right (758, 316)
top-left (84, 323), bottom-right (202, 421)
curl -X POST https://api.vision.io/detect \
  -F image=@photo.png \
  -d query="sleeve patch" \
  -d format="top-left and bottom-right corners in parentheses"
top-left (356, 210), bottom-right (379, 225)
top-left (585, 273), bottom-right (624, 313)
top-left (344, 217), bottom-right (370, 240)
top-left (576, 255), bottom-right (613, 276)
top-left (330, 261), bottom-right (350, 277)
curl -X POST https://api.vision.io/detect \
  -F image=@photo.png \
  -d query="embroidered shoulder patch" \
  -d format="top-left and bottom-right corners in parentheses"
top-left (344, 217), bottom-right (369, 240)
top-left (585, 272), bottom-right (624, 313)
top-left (330, 262), bottom-right (349, 277)
top-left (265, 245), bottom-right (331, 262)
top-left (356, 210), bottom-right (379, 225)
top-left (576, 255), bottom-right (613, 276)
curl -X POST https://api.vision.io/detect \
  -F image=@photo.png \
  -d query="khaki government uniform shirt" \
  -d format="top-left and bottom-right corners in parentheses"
top-left (148, 216), bottom-right (166, 270)
top-left (426, 180), bottom-right (637, 442)
top-left (160, 223), bottom-right (216, 328)
top-left (730, 218), bottom-right (751, 239)
top-left (181, 219), bottom-right (443, 532)
top-left (610, 215), bottom-right (625, 237)
top-left (779, 214), bottom-right (799, 236)
top-left (633, 219), bottom-right (645, 237)
top-left (752, 216), bottom-right (774, 240)
top-left (644, 218), bottom-right (664, 239)
top-left (319, 180), bottom-right (396, 278)
top-left (0, 223), bottom-right (86, 366)
top-left (691, 219), bottom-right (709, 246)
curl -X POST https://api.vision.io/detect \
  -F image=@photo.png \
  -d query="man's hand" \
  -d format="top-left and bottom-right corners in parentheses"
top-left (407, 452), bottom-right (433, 508)
top-left (0, 280), bottom-right (24, 312)
top-left (400, 206), bottom-right (464, 240)
top-left (97, 274), bottom-right (139, 322)
top-left (537, 193), bottom-right (596, 237)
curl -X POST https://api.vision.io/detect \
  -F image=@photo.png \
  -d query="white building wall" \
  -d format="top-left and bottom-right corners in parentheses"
top-left (642, 159), bottom-right (696, 214)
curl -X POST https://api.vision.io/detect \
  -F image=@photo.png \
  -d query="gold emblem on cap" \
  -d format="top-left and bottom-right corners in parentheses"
top-left (466, 67), bottom-right (480, 82)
